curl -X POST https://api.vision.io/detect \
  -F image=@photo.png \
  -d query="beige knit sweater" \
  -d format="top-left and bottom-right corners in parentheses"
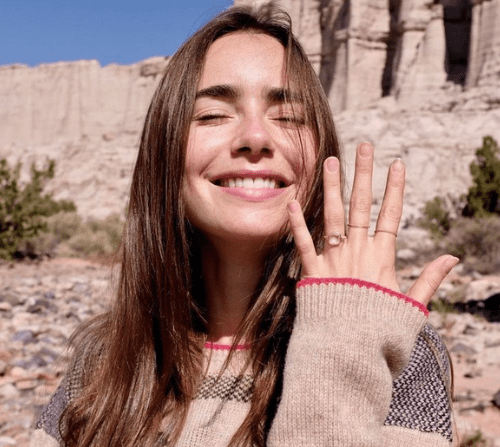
top-left (31, 278), bottom-right (453, 446)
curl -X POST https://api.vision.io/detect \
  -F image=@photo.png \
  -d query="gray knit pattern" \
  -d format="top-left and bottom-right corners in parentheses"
top-left (34, 380), bottom-right (67, 442)
top-left (35, 355), bottom-right (83, 442)
top-left (194, 374), bottom-right (254, 402)
top-left (384, 323), bottom-right (453, 441)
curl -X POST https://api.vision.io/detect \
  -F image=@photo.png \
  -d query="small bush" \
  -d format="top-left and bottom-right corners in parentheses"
top-left (59, 214), bottom-right (124, 259)
top-left (19, 212), bottom-right (83, 258)
top-left (0, 158), bottom-right (76, 260)
top-left (428, 297), bottom-right (456, 316)
top-left (17, 212), bottom-right (124, 260)
top-left (445, 215), bottom-right (500, 274)
top-left (460, 430), bottom-right (488, 447)
top-left (463, 136), bottom-right (500, 217)
top-left (418, 137), bottom-right (500, 273)
top-left (418, 197), bottom-right (452, 240)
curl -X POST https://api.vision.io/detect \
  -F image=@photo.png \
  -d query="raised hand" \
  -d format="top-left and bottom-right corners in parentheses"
top-left (287, 142), bottom-right (458, 307)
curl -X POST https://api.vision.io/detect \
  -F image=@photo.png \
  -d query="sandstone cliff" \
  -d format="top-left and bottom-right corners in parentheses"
top-left (0, 58), bottom-right (168, 219)
top-left (0, 57), bottom-right (168, 145)
top-left (236, 0), bottom-right (500, 113)
top-left (1, 1), bottom-right (500, 223)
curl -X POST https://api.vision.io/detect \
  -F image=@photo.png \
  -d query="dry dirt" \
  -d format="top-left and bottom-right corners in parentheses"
top-left (1, 258), bottom-right (499, 446)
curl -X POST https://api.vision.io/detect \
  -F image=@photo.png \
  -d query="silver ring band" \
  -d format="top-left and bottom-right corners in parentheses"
top-left (374, 229), bottom-right (398, 238)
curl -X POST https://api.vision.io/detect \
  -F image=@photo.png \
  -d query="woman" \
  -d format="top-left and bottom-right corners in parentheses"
top-left (32, 5), bottom-right (457, 446)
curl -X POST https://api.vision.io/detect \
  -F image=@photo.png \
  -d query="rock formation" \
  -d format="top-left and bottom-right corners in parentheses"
top-left (236, 0), bottom-right (500, 112)
top-left (0, 58), bottom-right (167, 219)
top-left (1, 0), bottom-right (500, 222)
top-left (0, 57), bottom-right (168, 145)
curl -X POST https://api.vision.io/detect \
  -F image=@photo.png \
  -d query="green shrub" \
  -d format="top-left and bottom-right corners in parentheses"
top-left (19, 212), bottom-right (83, 258)
top-left (0, 158), bottom-right (76, 260)
top-left (418, 137), bottom-right (500, 273)
top-left (445, 215), bottom-right (500, 274)
top-left (463, 136), bottom-right (500, 217)
top-left (21, 212), bottom-right (124, 259)
top-left (417, 197), bottom-right (452, 240)
top-left (460, 430), bottom-right (488, 447)
top-left (58, 213), bottom-right (124, 258)
top-left (428, 297), bottom-right (456, 319)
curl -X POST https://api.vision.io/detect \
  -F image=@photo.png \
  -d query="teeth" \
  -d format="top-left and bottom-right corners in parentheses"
top-left (219, 177), bottom-right (281, 189)
top-left (242, 178), bottom-right (254, 188)
top-left (254, 178), bottom-right (264, 188)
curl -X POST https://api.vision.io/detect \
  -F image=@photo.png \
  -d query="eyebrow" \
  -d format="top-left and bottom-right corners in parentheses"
top-left (195, 84), bottom-right (300, 103)
top-left (195, 84), bottom-right (241, 100)
top-left (264, 87), bottom-right (300, 103)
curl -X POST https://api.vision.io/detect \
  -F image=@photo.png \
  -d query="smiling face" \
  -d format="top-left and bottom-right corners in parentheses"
top-left (183, 31), bottom-right (316, 247)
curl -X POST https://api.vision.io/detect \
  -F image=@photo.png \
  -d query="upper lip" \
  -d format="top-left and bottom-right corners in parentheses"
top-left (210, 170), bottom-right (290, 187)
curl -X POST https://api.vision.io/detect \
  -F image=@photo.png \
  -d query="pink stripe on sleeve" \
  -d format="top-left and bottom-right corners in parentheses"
top-left (297, 277), bottom-right (429, 316)
top-left (204, 342), bottom-right (250, 351)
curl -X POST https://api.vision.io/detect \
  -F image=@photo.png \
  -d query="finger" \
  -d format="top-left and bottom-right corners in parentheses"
top-left (375, 159), bottom-right (405, 241)
top-left (287, 200), bottom-right (318, 271)
top-left (407, 255), bottom-right (459, 306)
top-left (323, 157), bottom-right (345, 236)
top-left (348, 143), bottom-right (373, 234)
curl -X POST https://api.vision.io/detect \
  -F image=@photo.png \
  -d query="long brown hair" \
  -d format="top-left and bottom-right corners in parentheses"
top-left (61, 5), bottom-right (341, 446)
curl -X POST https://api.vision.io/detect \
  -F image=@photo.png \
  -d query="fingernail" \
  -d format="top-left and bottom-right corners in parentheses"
top-left (287, 201), bottom-right (300, 213)
top-left (326, 157), bottom-right (339, 173)
top-left (359, 143), bottom-right (372, 158)
top-left (445, 255), bottom-right (460, 270)
top-left (392, 158), bottom-right (404, 172)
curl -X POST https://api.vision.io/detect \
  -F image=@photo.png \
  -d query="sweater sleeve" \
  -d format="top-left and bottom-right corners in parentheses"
top-left (268, 278), bottom-right (452, 447)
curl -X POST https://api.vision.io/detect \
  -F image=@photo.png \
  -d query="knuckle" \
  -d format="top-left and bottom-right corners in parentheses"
top-left (324, 215), bottom-right (343, 228)
top-left (388, 174), bottom-right (405, 188)
top-left (355, 162), bottom-right (373, 175)
top-left (379, 203), bottom-right (402, 221)
top-left (295, 238), bottom-right (311, 253)
top-left (350, 195), bottom-right (372, 212)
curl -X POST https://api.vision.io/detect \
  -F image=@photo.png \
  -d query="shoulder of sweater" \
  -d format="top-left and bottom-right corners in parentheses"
top-left (30, 427), bottom-right (60, 447)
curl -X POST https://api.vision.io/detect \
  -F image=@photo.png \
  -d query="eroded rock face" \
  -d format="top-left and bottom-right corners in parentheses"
top-left (0, 58), bottom-right (168, 219)
top-left (237, 0), bottom-right (500, 112)
top-left (0, 57), bottom-right (168, 146)
top-left (1, 1), bottom-right (500, 222)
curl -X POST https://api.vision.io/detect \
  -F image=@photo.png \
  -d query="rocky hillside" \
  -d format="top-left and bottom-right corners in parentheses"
top-left (1, 1), bottom-right (500, 222)
top-left (2, 63), bottom-right (500, 223)
top-left (0, 259), bottom-right (499, 446)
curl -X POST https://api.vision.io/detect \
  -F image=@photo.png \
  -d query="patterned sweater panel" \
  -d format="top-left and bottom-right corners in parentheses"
top-left (384, 323), bottom-right (453, 442)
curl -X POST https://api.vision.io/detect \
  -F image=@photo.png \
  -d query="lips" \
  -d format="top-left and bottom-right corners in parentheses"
top-left (210, 170), bottom-right (290, 201)
top-left (218, 177), bottom-right (281, 189)
top-left (211, 170), bottom-right (288, 189)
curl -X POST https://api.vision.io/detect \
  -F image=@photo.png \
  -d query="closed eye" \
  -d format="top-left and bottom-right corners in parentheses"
top-left (275, 115), bottom-right (306, 126)
top-left (194, 114), bottom-right (230, 125)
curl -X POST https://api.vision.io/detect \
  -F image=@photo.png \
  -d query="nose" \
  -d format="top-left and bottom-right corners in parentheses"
top-left (232, 114), bottom-right (273, 161)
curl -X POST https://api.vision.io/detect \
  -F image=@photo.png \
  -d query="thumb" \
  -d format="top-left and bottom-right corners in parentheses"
top-left (407, 255), bottom-right (459, 306)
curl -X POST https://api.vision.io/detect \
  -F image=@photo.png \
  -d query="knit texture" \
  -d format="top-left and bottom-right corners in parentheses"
top-left (31, 279), bottom-right (453, 446)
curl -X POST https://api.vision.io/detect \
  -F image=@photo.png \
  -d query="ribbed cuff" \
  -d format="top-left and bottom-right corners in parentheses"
top-left (296, 278), bottom-right (427, 335)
